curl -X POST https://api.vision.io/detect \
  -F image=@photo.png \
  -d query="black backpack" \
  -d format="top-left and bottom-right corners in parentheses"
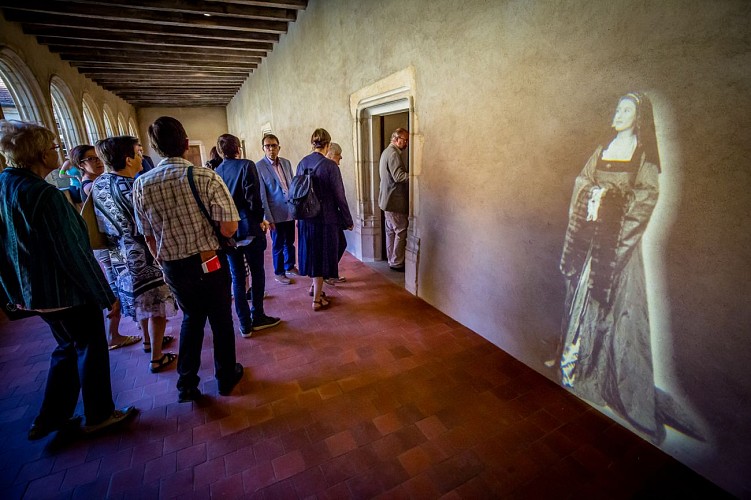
top-left (287, 167), bottom-right (321, 219)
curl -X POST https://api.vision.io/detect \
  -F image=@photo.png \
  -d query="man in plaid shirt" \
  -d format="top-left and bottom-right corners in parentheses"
top-left (133, 116), bottom-right (242, 402)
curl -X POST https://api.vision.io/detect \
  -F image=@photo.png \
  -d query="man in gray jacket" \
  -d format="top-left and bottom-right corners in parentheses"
top-left (256, 134), bottom-right (298, 284)
top-left (378, 128), bottom-right (410, 271)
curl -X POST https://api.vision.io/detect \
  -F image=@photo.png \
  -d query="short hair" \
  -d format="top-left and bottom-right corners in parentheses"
top-left (262, 133), bottom-right (279, 146)
top-left (390, 128), bottom-right (408, 141)
top-left (216, 134), bottom-right (241, 159)
top-left (0, 120), bottom-right (56, 168)
top-left (328, 142), bottom-right (342, 155)
top-left (95, 136), bottom-right (139, 172)
top-left (311, 128), bottom-right (331, 149)
top-left (148, 116), bottom-right (187, 158)
top-left (69, 144), bottom-right (94, 167)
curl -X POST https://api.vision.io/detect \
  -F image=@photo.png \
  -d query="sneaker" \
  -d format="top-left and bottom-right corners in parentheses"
top-left (325, 278), bottom-right (336, 285)
top-left (82, 406), bottom-right (137, 434)
top-left (274, 274), bottom-right (291, 285)
top-left (240, 328), bottom-right (253, 339)
top-left (252, 314), bottom-right (281, 331)
top-left (218, 363), bottom-right (244, 396)
top-left (178, 387), bottom-right (202, 403)
top-left (286, 266), bottom-right (299, 276)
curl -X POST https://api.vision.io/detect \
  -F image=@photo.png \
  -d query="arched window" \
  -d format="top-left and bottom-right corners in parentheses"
top-left (82, 93), bottom-right (104, 144)
top-left (49, 76), bottom-right (83, 160)
top-left (128, 117), bottom-right (139, 138)
top-left (102, 104), bottom-right (116, 138)
top-left (117, 113), bottom-right (127, 135)
top-left (0, 46), bottom-right (53, 127)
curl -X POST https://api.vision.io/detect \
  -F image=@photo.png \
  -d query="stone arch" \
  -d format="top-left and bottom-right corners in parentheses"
top-left (102, 103), bottom-right (116, 137)
top-left (81, 93), bottom-right (104, 144)
top-left (0, 45), bottom-right (54, 128)
top-left (49, 75), bottom-right (84, 156)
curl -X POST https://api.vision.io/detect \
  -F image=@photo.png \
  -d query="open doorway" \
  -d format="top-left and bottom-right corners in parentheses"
top-left (353, 96), bottom-right (419, 294)
top-left (377, 112), bottom-right (409, 264)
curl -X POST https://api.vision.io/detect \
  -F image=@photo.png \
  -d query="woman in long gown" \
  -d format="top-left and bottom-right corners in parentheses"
top-left (296, 128), bottom-right (353, 310)
top-left (558, 92), bottom-right (664, 441)
top-left (92, 136), bottom-right (177, 372)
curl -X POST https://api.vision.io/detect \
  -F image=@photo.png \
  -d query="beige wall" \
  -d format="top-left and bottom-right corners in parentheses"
top-left (136, 107), bottom-right (228, 165)
top-left (227, 0), bottom-right (751, 494)
top-left (0, 15), bottom-right (136, 151)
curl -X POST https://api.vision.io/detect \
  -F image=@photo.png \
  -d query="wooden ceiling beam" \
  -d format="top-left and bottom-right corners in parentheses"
top-left (36, 34), bottom-right (273, 51)
top-left (0, 3), bottom-right (289, 33)
top-left (61, 0), bottom-right (299, 21)
top-left (15, 17), bottom-right (281, 43)
top-left (61, 53), bottom-right (262, 66)
top-left (198, 0), bottom-right (308, 10)
top-left (69, 60), bottom-right (258, 71)
top-left (47, 43), bottom-right (267, 59)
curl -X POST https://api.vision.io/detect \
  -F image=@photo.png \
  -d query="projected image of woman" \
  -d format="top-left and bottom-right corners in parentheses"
top-left (558, 91), bottom-right (667, 441)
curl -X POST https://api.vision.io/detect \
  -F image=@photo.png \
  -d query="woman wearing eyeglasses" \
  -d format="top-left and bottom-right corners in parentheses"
top-left (70, 145), bottom-right (105, 202)
top-left (0, 120), bottom-right (135, 439)
top-left (70, 144), bottom-right (141, 351)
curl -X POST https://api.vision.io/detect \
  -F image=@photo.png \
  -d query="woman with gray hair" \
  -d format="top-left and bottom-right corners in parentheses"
top-left (0, 120), bottom-right (135, 440)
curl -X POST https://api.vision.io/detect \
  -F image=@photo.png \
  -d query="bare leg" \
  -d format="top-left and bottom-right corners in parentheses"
top-left (148, 316), bottom-right (167, 361)
top-left (106, 310), bottom-right (130, 345)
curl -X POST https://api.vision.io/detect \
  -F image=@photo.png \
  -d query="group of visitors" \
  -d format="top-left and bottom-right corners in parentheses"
top-left (0, 115), bottom-right (377, 441)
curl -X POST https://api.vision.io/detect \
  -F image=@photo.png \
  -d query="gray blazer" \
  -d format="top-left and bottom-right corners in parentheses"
top-left (256, 156), bottom-right (295, 223)
top-left (378, 143), bottom-right (409, 214)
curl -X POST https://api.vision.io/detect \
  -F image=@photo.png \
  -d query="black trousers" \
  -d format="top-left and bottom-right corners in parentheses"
top-left (161, 252), bottom-right (237, 393)
top-left (38, 303), bottom-right (115, 426)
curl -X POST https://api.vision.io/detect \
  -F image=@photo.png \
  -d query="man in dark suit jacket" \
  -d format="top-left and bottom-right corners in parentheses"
top-left (215, 134), bottom-right (280, 337)
top-left (135, 142), bottom-right (155, 179)
top-left (255, 134), bottom-right (298, 285)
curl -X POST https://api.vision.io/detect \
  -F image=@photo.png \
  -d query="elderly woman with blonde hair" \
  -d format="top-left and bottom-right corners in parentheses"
top-left (0, 120), bottom-right (135, 440)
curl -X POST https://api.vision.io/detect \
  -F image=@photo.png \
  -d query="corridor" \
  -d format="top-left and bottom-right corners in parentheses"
top-left (0, 254), bottom-right (723, 498)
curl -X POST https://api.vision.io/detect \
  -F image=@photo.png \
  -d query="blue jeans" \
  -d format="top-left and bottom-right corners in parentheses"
top-left (226, 236), bottom-right (267, 332)
top-left (270, 220), bottom-right (296, 275)
top-left (38, 303), bottom-right (115, 426)
top-left (161, 252), bottom-right (236, 392)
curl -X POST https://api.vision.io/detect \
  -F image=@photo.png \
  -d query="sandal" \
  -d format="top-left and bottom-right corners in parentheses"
top-left (150, 352), bottom-right (177, 373)
top-left (108, 335), bottom-right (141, 350)
top-left (312, 296), bottom-right (330, 311)
top-left (308, 286), bottom-right (327, 298)
top-left (143, 335), bottom-right (175, 353)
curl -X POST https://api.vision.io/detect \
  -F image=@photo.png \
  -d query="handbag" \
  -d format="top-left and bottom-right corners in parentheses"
top-left (187, 166), bottom-right (236, 249)
top-left (79, 193), bottom-right (109, 250)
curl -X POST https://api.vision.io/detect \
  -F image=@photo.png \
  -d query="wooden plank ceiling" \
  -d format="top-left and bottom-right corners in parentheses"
top-left (0, 0), bottom-right (308, 107)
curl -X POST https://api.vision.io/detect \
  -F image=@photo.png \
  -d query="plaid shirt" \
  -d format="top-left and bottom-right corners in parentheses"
top-left (133, 157), bottom-right (239, 261)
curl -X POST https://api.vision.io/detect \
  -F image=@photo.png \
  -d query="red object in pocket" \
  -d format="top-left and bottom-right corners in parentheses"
top-left (201, 255), bottom-right (221, 273)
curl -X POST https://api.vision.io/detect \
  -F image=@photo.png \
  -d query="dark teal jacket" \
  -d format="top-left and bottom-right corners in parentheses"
top-left (0, 168), bottom-right (115, 310)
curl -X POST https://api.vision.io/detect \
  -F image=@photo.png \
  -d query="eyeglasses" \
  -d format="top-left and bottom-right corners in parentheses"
top-left (263, 144), bottom-right (279, 150)
top-left (81, 156), bottom-right (101, 163)
top-left (49, 144), bottom-right (61, 151)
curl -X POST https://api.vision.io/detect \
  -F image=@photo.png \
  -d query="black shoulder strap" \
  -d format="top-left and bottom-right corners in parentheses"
top-left (187, 166), bottom-right (227, 244)
top-left (187, 166), bottom-right (212, 222)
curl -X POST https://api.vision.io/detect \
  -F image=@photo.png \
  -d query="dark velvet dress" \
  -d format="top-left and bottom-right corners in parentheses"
top-left (559, 144), bottom-right (661, 439)
top-left (296, 152), bottom-right (353, 279)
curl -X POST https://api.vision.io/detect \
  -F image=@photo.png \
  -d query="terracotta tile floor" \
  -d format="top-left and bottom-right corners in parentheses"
top-left (0, 254), bottom-right (726, 498)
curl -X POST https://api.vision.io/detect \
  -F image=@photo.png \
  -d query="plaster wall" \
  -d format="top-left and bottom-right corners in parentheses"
top-left (136, 107), bottom-right (228, 163)
top-left (227, 0), bottom-right (751, 494)
top-left (0, 15), bottom-right (136, 145)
